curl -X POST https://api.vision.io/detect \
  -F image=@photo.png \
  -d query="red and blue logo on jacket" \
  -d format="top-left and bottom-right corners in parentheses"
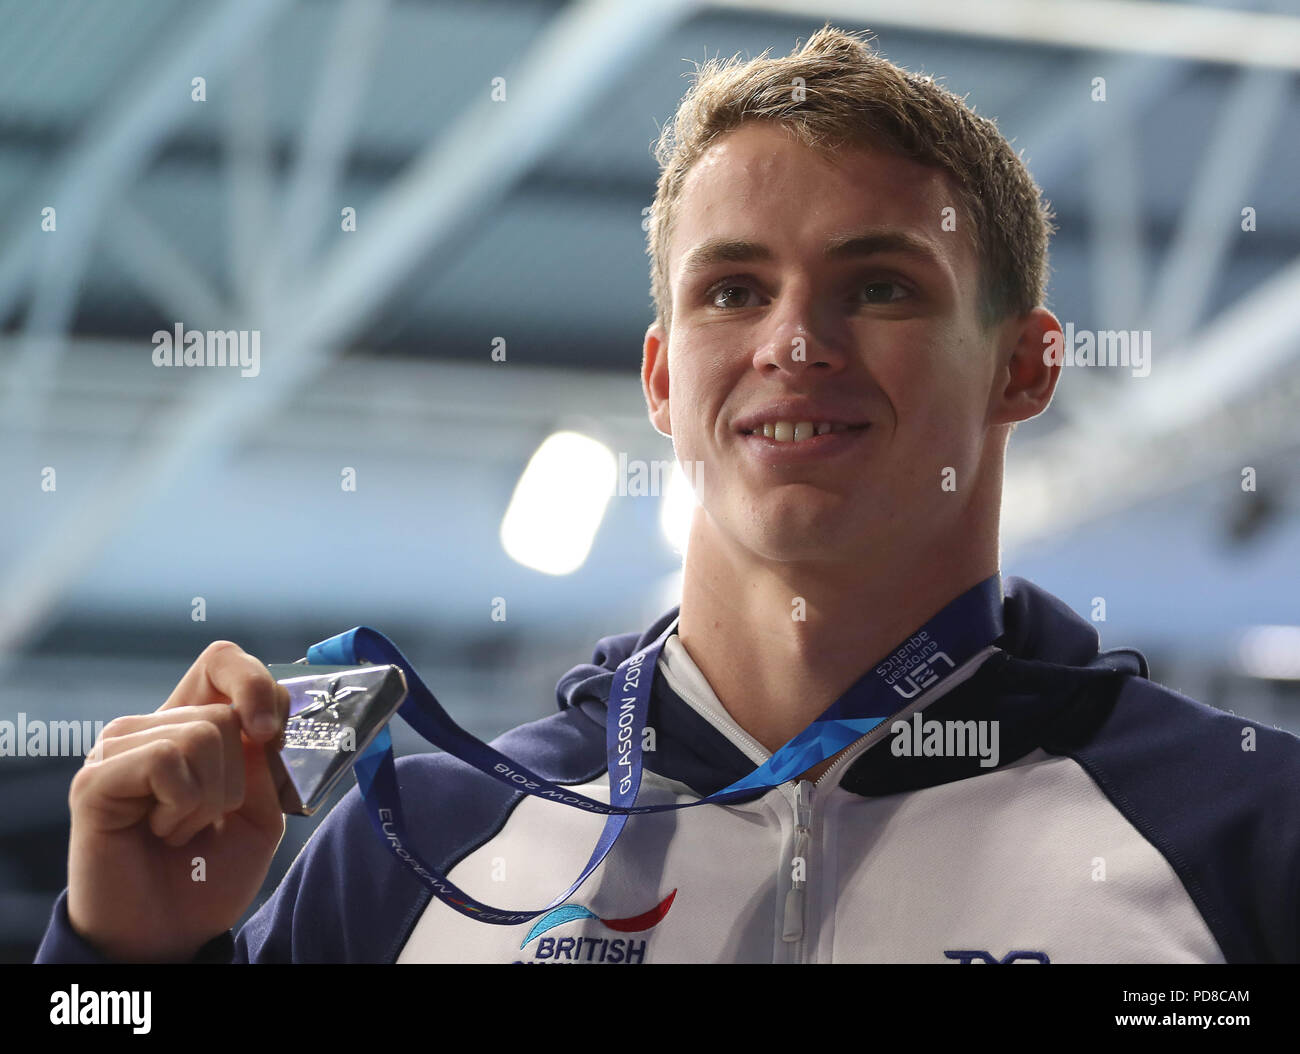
top-left (521, 889), bottom-right (677, 949)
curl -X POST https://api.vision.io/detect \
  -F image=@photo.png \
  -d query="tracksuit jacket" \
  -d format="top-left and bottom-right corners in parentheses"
top-left (35, 576), bottom-right (1300, 963)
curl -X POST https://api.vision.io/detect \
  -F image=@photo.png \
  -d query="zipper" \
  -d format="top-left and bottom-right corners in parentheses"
top-left (781, 778), bottom-right (814, 943)
top-left (659, 636), bottom-right (1003, 959)
top-left (780, 731), bottom-right (881, 947)
top-left (774, 645), bottom-right (1004, 956)
top-left (778, 724), bottom-right (883, 949)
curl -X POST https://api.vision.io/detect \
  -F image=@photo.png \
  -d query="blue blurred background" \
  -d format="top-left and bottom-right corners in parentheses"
top-left (1, 0), bottom-right (1297, 961)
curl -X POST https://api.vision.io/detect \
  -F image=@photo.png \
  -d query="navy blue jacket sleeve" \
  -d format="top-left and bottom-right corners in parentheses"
top-left (1063, 677), bottom-right (1300, 963)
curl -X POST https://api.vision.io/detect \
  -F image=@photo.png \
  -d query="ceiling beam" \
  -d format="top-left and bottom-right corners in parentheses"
top-left (713, 0), bottom-right (1300, 71)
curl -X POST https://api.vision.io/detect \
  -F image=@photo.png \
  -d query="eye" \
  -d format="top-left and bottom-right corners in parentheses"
top-left (706, 279), bottom-right (760, 310)
top-left (857, 280), bottom-right (909, 304)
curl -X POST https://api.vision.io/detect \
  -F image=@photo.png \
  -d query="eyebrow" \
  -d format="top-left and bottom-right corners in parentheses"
top-left (677, 228), bottom-right (945, 279)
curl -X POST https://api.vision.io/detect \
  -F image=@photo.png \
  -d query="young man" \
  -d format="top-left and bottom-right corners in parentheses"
top-left (37, 26), bottom-right (1299, 964)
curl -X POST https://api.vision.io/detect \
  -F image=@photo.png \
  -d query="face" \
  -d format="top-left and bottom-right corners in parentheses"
top-left (642, 121), bottom-right (1058, 566)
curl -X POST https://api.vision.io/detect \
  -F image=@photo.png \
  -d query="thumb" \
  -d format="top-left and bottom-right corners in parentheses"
top-left (241, 732), bottom-right (288, 832)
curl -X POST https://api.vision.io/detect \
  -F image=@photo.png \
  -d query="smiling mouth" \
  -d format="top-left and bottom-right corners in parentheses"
top-left (740, 422), bottom-right (871, 442)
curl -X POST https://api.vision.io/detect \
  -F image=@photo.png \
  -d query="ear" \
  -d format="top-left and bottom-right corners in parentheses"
top-left (642, 320), bottom-right (672, 437)
top-left (989, 307), bottom-right (1062, 427)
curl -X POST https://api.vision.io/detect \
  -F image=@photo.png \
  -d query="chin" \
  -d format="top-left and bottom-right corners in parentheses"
top-left (701, 491), bottom-right (871, 555)
top-left (743, 516), bottom-right (864, 565)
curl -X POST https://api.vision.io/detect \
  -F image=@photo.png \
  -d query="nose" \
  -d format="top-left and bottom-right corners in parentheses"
top-left (751, 281), bottom-right (848, 378)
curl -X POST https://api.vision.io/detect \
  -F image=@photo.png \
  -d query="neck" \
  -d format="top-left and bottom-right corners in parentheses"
top-left (676, 518), bottom-right (999, 761)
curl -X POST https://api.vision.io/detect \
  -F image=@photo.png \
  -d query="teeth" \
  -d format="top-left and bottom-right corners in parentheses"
top-left (751, 420), bottom-right (858, 443)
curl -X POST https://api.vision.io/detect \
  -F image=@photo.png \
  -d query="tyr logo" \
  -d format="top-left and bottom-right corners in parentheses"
top-left (944, 949), bottom-right (1051, 964)
top-left (891, 652), bottom-right (955, 699)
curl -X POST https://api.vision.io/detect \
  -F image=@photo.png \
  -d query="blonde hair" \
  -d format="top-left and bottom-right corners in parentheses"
top-left (646, 24), bottom-right (1055, 332)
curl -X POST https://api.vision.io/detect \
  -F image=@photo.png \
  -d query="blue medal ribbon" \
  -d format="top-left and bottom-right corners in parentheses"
top-left (305, 573), bottom-right (1004, 925)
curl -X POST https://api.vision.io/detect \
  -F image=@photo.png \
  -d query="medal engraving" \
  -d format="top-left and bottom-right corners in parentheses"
top-left (283, 717), bottom-right (355, 751)
top-left (298, 677), bottom-right (366, 720)
top-left (263, 663), bottom-right (408, 815)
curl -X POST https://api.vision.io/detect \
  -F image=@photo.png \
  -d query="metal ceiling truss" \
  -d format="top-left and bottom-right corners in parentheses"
top-left (1, 0), bottom-right (1297, 664)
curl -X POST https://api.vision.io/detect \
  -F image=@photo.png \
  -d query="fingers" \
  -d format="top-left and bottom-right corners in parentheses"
top-left (86, 706), bottom-right (245, 821)
top-left (71, 640), bottom-right (294, 847)
top-left (160, 641), bottom-right (290, 746)
top-left (72, 737), bottom-right (203, 842)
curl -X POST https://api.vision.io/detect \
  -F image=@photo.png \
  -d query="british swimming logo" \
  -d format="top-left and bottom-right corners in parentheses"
top-left (517, 889), bottom-right (676, 964)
